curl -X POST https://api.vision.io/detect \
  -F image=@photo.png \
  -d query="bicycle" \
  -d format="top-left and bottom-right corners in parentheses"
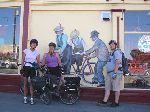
top-left (41, 65), bottom-right (81, 105)
top-left (19, 64), bottom-right (51, 105)
top-left (19, 64), bottom-right (81, 105)
top-left (71, 53), bottom-right (96, 84)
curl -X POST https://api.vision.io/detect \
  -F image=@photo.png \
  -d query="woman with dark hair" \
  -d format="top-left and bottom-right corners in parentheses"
top-left (42, 42), bottom-right (62, 77)
top-left (42, 42), bottom-right (62, 94)
top-left (22, 39), bottom-right (40, 105)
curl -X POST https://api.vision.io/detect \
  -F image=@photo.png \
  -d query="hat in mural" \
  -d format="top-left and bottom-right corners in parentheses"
top-left (90, 30), bottom-right (99, 38)
top-left (70, 29), bottom-right (80, 38)
top-left (54, 24), bottom-right (64, 32)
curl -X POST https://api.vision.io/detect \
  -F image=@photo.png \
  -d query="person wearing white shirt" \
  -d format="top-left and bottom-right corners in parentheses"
top-left (22, 39), bottom-right (40, 105)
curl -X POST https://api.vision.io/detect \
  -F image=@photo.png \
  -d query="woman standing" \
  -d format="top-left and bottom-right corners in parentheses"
top-left (42, 42), bottom-right (61, 77)
top-left (42, 42), bottom-right (63, 95)
top-left (22, 39), bottom-right (40, 105)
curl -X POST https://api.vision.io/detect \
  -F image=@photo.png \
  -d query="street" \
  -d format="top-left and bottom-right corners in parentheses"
top-left (0, 92), bottom-right (149, 112)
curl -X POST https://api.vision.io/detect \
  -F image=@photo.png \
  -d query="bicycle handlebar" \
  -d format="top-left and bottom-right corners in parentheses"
top-left (72, 52), bottom-right (91, 60)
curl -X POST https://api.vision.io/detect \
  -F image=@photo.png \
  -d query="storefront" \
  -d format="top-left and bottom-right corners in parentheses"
top-left (124, 11), bottom-right (150, 89)
top-left (0, 0), bottom-right (150, 103)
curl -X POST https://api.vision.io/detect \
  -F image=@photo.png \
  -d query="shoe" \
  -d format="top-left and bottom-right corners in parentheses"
top-left (96, 101), bottom-right (107, 106)
top-left (23, 97), bottom-right (28, 104)
top-left (30, 98), bottom-right (35, 105)
top-left (110, 102), bottom-right (119, 107)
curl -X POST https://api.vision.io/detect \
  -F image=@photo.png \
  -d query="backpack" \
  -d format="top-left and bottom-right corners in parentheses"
top-left (122, 52), bottom-right (129, 75)
top-left (112, 49), bottom-right (129, 76)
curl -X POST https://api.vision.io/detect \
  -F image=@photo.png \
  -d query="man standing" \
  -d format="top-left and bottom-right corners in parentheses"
top-left (54, 24), bottom-right (72, 74)
top-left (97, 40), bottom-right (124, 107)
top-left (84, 30), bottom-right (109, 86)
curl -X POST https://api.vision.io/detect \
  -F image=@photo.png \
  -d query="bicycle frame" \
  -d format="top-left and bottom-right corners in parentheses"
top-left (72, 55), bottom-right (95, 76)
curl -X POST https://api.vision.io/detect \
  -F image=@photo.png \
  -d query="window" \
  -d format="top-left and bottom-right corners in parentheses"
top-left (0, 7), bottom-right (20, 74)
top-left (124, 11), bottom-right (150, 89)
top-left (125, 11), bottom-right (150, 32)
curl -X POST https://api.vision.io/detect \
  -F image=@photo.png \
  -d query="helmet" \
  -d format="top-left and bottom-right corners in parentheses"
top-left (30, 39), bottom-right (38, 46)
top-left (108, 40), bottom-right (117, 45)
top-left (90, 30), bottom-right (99, 38)
top-left (48, 42), bottom-right (56, 48)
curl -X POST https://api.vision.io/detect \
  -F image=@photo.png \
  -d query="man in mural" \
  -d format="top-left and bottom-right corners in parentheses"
top-left (54, 24), bottom-right (72, 74)
top-left (83, 30), bottom-right (109, 86)
top-left (70, 29), bottom-right (86, 72)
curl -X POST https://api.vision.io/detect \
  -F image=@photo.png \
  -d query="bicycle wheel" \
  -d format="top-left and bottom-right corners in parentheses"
top-left (59, 86), bottom-right (79, 105)
top-left (19, 80), bottom-right (30, 95)
top-left (42, 86), bottom-right (52, 105)
top-left (40, 92), bottom-right (51, 105)
top-left (82, 62), bottom-right (96, 84)
top-left (19, 81), bottom-right (24, 95)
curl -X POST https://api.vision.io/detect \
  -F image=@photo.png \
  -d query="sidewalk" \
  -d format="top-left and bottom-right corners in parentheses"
top-left (0, 92), bottom-right (149, 112)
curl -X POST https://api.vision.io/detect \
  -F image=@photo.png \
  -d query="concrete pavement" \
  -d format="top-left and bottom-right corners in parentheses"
top-left (0, 92), bottom-right (149, 112)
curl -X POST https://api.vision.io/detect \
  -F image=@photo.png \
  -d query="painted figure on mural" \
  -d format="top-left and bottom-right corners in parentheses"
top-left (54, 24), bottom-right (72, 74)
top-left (70, 29), bottom-right (86, 72)
top-left (82, 30), bottom-right (109, 87)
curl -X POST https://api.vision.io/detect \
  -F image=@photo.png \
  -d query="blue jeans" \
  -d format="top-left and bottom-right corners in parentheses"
top-left (93, 61), bottom-right (106, 84)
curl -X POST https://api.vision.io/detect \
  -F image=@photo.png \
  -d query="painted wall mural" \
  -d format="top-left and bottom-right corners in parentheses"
top-left (53, 24), bottom-right (110, 87)
top-left (53, 24), bottom-right (95, 86)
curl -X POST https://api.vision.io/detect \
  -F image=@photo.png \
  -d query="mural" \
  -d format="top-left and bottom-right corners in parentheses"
top-left (53, 25), bottom-right (109, 87)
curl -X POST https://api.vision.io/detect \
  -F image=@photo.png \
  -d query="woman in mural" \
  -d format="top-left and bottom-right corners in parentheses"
top-left (70, 29), bottom-right (86, 72)
top-left (22, 39), bottom-right (40, 105)
top-left (54, 24), bottom-right (72, 74)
